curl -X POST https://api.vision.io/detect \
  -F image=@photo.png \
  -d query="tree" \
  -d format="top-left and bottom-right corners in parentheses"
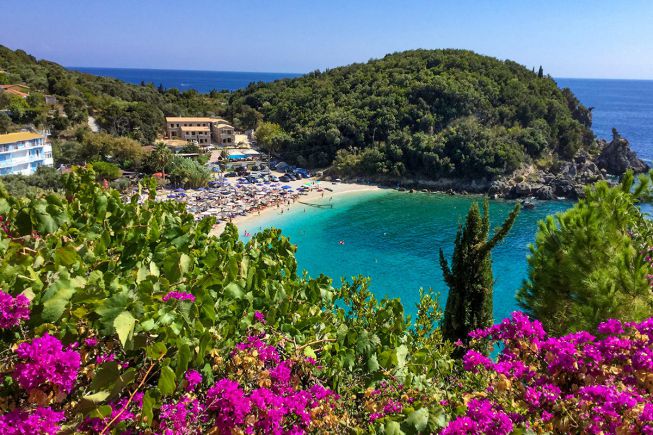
top-left (146, 142), bottom-right (173, 175)
top-left (90, 161), bottom-right (122, 180)
top-left (538, 65), bottom-right (544, 78)
top-left (439, 199), bottom-right (520, 347)
top-left (517, 172), bottom-right (653, 336)
top-left (255, 121), bottom-right (286, 162)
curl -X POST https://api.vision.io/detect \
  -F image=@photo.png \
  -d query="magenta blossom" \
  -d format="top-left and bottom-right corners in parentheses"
top-left (254, 311), bottom-right (266, 323)
top-left (0, 407), bottom-right (64, 435)
top-left (13, 334), bottom-right (80, 394)
top-left (185, 369), bottom-right (203, 391)
top-left (0, 290), bottom-right (30, 329)
top-left (162, 291), bottom-right (196, 302)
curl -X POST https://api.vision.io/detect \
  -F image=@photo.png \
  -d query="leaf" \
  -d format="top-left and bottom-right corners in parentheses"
top-left (384, 421), bottom-right (405, 435)
top-left (158, 365), bottom-right (176, 396)
top-left (175, 343), bottom-right (191, 377)
top-left (396, 344), bottom-right (408, 368)
top-left (54, 246), bottom-right (78, 267)
top-left (179, 253), bottom-right (191, 275)
top-left (81, 390), bottom-right (110, 404)
top-left (147, 342), bottom-right (167, 360)
top-left (114, 311), bottom-right (136, 348)
top-left (406, 408), bottom-right (429, 431)
top-left (224, 282), bottom-right (244, 299)
top-left (41, 274), bottom-right (85, 322)
top-left (303, 346), bottom-right (317, 360)
top-left (89, 361), bottom-right (120, 391)
top-left (367, 354), bottom-right (380, 372)
top-left (142, 390), bottom-right (156, 426)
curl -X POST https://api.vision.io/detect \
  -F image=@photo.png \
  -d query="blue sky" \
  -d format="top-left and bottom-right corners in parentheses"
top-left (2, 0), bottom-right (652, 79)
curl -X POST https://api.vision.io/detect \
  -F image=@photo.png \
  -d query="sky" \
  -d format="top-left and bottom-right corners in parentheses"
top-left (1, 0), bottom-right (652, 79)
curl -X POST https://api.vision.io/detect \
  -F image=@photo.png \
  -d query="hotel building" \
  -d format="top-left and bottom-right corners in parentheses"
top-left (165, 117), bottom-right (235, 146)
top-left (0, 132), bottom-right (54, 176)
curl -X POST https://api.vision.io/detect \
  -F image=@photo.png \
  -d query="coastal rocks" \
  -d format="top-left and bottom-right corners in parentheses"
top-left (597, 129), bottom-right (648, 175)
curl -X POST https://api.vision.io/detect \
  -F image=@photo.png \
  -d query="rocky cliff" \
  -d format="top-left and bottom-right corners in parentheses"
top-left (597, 129), bottom-right (648, 175)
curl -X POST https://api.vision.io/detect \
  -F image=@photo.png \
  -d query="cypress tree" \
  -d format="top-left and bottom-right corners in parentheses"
top-left (439, 199), bottom-right (520, 347)
top-left (537, 65), bottom-right (544, 78)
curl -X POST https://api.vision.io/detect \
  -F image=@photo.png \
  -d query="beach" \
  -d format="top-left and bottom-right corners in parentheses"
top-left (211, 178), bottom-right (381, 235)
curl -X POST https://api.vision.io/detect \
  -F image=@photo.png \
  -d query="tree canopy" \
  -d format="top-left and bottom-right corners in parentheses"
top-left (228, 49), bottom-right (594, 179)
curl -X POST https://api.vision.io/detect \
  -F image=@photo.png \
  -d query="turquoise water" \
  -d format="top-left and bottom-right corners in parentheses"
top-left (242, 191), bottom-right (571, 321)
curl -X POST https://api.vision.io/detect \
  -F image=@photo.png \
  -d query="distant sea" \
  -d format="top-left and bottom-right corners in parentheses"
top-left (68, 67), bottom-right (302, 92)
top-left (69, 67), bottom-right (653, 320)
top-left (557, 78), bottom-right (653, 162)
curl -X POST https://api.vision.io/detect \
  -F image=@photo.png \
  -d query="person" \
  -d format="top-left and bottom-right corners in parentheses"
top-left (338, 240), bottom-right (345, 245)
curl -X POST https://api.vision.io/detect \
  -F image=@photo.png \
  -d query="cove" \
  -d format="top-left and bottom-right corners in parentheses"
top-left (242, 190), bottom-right (571, 321)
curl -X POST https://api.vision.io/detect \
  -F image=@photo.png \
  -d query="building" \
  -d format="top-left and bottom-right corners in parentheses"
top-left (212, 122), bottom-right (235, 145)
top-left (0, 132), bottom-right (53, 176)
top-left (164, 117), bottom-right (235, 146)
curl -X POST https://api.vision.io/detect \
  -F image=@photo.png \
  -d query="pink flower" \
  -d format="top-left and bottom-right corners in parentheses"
top-left (254, 311), bottom-right (266, 323)
top-left (13, 334), bottom-right (80, 394)
top-left (162, 291), bottom-right (196, 302)
top-left (185, 369), bottom-right (202, 391)
top-left (96, 353), bottom-right (115, 364)
top-left (0, 407), bottom-right (64, 435)
top-left (84, 337), bottom-right (98, 347)
top-left (0, 290), bottom-right (30, 329)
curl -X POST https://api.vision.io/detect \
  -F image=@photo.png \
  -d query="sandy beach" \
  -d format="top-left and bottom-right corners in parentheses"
top-left (211, 178), bottom-right (381, 235)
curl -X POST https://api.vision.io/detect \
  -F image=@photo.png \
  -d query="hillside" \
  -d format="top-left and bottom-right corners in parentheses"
top-left (228, 49), bottom-right (595, 180)
top-left (0, 45), bottom-right (228, 143)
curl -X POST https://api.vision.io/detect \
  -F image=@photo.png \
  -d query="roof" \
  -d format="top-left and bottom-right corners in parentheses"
top-left (166, 117), bottom-right (219, 123)
top-left (215, 123), bottom-right (234, 130)
top-left (0, 132), bottom-right (44, 145)
top-left (180, 126), bottom-right (210, 132)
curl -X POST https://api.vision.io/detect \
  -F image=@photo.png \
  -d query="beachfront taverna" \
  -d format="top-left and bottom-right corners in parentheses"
top-left (165, 117), bottom-right (235, 146)
top-left (0, 132), bottom-right (53, 176)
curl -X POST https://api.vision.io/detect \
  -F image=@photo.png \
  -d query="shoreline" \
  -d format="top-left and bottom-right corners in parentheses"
top-left (211, 181), bottom-right (382, 235)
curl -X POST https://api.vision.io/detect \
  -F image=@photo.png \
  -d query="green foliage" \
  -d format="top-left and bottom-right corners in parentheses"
top-left (229, 49), bottom-right (594, 178)
top-left (0, 168), bottom-right (455, 429)
top-left (91, 161), bottom-right (122, 180)
top-left (52, 132), bottom-right (145, 169)
top-left (0, 166), bottom-right (64, 197)
top-left (166, 155), bottom-right (211, 188)
top-left (255, 121), bottom-right (287, 157)
top-left (0, 45), bottom-right (229, 143)
top-left (517, 171), bottom-right (653, 335)
top-left (439, 199), bottom-right (520, 346)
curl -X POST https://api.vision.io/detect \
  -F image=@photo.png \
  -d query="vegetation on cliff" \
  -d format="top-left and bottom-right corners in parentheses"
top-left (228, 49), bottom-right (594, 179)
top-left (0, 45), bottom-right (228, 143)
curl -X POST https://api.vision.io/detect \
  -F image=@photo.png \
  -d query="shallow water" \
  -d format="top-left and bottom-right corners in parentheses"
top-left (242, 191), bottom-right (571, 321)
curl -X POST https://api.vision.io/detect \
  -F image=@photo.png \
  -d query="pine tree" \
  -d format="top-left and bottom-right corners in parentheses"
top-left (517, 173), bottom-right (653, 335)
top-left (439, 199), bottom-right (520, 347)
top-left (537, 65), bottom-right (544, 78)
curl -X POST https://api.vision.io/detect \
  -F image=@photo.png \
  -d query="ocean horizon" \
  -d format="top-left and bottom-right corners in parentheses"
top-left (68, 66), bottom-right (303, 92)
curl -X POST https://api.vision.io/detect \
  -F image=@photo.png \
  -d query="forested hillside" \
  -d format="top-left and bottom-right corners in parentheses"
top-left (229, 49), bottom-right (594, 179)
top-left (0, 46), bottom-right (227, 143)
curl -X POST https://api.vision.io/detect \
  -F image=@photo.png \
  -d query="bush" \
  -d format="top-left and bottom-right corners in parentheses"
top-left (91, 161), bottom-right (122, 180)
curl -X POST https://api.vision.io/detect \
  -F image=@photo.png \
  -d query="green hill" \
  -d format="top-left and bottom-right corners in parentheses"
top-left (0, 45), bottom-right (227, 143)
top-left (228, 49), bottom-right (594, 179)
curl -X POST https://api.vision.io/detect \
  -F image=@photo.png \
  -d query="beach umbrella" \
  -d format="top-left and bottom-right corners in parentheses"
top-left (174, 188), bottom-right (185, 192)
top-left (282, 185), bottom-right (292, 189)
top-left (167, 194), bottom-right (176, 198)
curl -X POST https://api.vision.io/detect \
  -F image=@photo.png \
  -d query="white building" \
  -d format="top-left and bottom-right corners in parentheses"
top-left (0, 132), bottom-right (54, 176)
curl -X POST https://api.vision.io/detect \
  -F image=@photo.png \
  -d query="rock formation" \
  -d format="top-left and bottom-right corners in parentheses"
top-left (597, 129), bottom-right (648, 175)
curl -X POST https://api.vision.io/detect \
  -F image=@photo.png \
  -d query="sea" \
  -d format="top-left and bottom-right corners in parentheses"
top-left (69, 67), bottom-right (302, 92)
top-left (69, 67), bottom-right (653, 321)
